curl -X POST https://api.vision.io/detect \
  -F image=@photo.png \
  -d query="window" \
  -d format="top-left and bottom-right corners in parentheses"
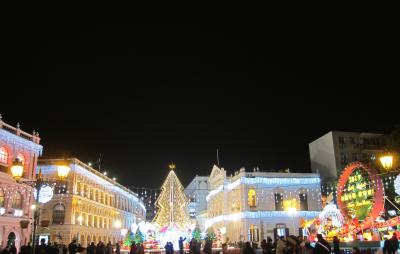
top-left (12, 192), bottom-right (23, 209)
top-left (340, 152), bottom-right (347, 164)
top-left (299, 193), bottom-right (308, 211)
top-left (349, 137), bottom-right (355, 144)
top-left (274, 193), bottom-right (284, 211)
top-left (248, 225), bottom-right (259, 242)
top-left (248, 189), bottom-right (257, 207)
top-left (53, 204), bottom-right (65, 224)
top-left (351, 153), bottom-right (357, 161)
top-left (338, 136), bottom-right (345, 145)
top-left (275, 224), bottom-right (288, 237)
top-left (0, 189), bottom-right (4, 207)
top-left (0, 147), bottom-right (9, 164)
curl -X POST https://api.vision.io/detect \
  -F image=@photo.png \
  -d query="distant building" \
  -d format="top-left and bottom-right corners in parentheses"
top-left (309, 131), bottom-right (390, 182)
top-left (184, 175), bottom-right (209, 230)
top-left (136, 188), bottom-right (159, 222)
top-left (37, 158), bottom-right (146, 246)
top-left (0, 116), bottom-right (43, 250)
top-left (206, 165), bottom-right (321, 244)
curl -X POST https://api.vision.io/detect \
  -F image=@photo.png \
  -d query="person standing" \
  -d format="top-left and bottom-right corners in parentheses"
top-left (106, 242), bottom-right (112, 254)
top-left (68, 240), bottom-right (78, 254)
top-left (87, 242), bottom-right (96, 254)
top-left (392, 233), bottom-right (399, 254)
top-left (243, 242), bottom-right (255, 254)
top-left (276, 236), bottom-right (287, 254)
top-left (115, 243), bottom-right (120, 254)
top-left (221, 243), bottom-right (228, 254)
top-left (179, 237), bottom-right (186, 254)
top-left (314, 234), bottom-right (331, 254)
top-left (333, 236), bottom-right (340, 254)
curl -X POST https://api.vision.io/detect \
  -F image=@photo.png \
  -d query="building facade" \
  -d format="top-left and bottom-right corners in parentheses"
top-left (309, 131), bottom-right (390, 182)
top-left (0, 116), bottom-right (43, 250)
top-left (37, 158), bottom-right (146, 246)
top-left (184, 175), bottom-right (209, 230)
top-left (206, 165), bottom-right (321, 244)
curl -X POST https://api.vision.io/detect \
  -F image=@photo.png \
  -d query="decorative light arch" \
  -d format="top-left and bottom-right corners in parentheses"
top-left (337, 162), bottom-right (384, 229)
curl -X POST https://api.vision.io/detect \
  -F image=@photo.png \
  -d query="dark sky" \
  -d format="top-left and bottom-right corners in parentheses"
top-left (1, 3), bottom-right (398, 188)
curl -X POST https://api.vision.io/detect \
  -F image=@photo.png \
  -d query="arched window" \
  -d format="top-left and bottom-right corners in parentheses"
top-left (16, 153), bottom-right (25, 165)
top-left (0, 189), bottom-right (5, 207)
top-left (0, 147), bottom-right (9, 164)
top-left (52, 204), bottom-right (65, 224)
top-left (12, 191), bottom-right (23, 209)
top-left (248, 189), bottom-right (256, 207)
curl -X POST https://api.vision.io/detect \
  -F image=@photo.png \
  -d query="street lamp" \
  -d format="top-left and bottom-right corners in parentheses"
top-left (380, 154), bottom-right (393, 171)
top-left (11, 160), bottom-right (70, 254)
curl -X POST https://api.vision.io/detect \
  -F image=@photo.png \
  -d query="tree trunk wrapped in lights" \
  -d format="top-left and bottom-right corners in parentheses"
top-left (152, 164), bottom-right (190, 229)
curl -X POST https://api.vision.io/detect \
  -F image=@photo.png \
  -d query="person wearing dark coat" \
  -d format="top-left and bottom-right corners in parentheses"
top-left (106, 242), bottom-right (112, 254)
top-left (96, 242), bottom-right (106, 254)
top-left (203, 238), bottom-right (212, 254)
top-left (333, 236), bottom-right (340, 254)
top-left (392, 233), bottom-right (399, 254)
top-left (314, 234), bottom-right (331, 254)
top-left (87, 242), bottom-right (96, 254)
top-left (178, 237), bottom-right (186, 254)
top-left (68, 240), bottom-right (78, 254)
top-left (115, 243), bottom-right (121, 254)
top-left (243, 242), bottom-right (255, 254)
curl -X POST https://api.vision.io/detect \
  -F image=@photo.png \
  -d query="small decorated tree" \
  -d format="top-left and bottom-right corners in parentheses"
top-left (124, 230), bottom-right (135, 247)
top-left (135, 229), bottom-right (145, 244)
top-left (192, 227), bottom-right (201, 241)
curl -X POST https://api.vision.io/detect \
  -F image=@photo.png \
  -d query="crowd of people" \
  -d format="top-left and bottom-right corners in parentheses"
top-left (1, 233), bottom-right (399, 254)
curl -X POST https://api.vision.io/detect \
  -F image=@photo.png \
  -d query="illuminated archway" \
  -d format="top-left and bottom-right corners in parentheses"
top-left (337, 162), bottom-right (384, 229)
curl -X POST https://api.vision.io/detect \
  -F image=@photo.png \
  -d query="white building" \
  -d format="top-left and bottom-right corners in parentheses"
top-left (309, 131), bottom-right (389, 182)
top-left (184, 175), bottom-right (209, 230)
top-left (206, 165), bottom-right (321, 243)
top-left (37, 158), bottom-right (146, 246)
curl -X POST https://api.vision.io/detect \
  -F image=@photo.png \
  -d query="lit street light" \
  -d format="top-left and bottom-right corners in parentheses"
top-left (11, 160), bottom-right (70, 254)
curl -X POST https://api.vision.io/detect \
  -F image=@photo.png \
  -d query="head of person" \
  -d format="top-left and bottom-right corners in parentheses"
top-left (279, 236), bottom-right (285, 240)
top-left (352, 247), bottom-right (360, 254)
top-left (267, 237), bottom-right (272, 243)
top-left (41, 239), bottom-right (46, 245)
top-left (245, 242), bottom-right (251, 249)
top-left (222, 243), bottom-right (227, 251)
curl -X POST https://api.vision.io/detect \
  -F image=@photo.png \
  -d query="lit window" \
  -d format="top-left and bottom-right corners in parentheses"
top-left (12, 192), bottom-right (23, 209)
top-left (248, 189), bottom-right (256, 207)
top-left (248, 225), bottom-right (259, 242)
top-left (53, 204), bottom-right (65, 224)
top-left (16, 153), bottom-right (25, 165)
top-left (0, 147), bottom-right (9, 164)
top-left (0, 189), bottom-right (4, 207)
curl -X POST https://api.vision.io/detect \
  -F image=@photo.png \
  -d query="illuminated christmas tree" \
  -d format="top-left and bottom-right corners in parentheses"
top-left (152, 164), bottom-right (190, 229)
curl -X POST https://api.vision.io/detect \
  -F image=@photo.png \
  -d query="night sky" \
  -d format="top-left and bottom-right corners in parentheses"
top-left (1, 3), bottom-right (398, 189)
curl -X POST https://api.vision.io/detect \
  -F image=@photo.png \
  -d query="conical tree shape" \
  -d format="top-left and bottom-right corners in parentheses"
top-left (153, 165), bottom-right (190, 229)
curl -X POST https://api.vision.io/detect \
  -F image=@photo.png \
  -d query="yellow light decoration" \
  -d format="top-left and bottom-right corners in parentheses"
top-left (57, 165), bottom-right (70, 179)
top-left (380, 155), bottom-right (393, 170)
top-left (152, 165), bottom-right (190, 229)
top-left (11, 159), bottom-right (24, 181)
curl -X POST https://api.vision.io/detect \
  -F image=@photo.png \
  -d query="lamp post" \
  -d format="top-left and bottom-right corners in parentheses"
top-left (11, 159), bottom-right (70, 254)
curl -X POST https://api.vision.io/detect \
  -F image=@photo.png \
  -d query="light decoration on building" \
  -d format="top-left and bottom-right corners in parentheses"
top-left (39, 164), bottom-right (146, 211)
top-left (206, 176), bottom-right (320, 200)
top-left (205, 211), bottom-right (320, 229)
top-left (395, 174), bottom-right (400, 195)
top-left (0, 207), bottom-right (5, 215)
top-left (152, 164), bottom-right (191, 229)
top-left (34, 185), bottom-right (54, 204)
